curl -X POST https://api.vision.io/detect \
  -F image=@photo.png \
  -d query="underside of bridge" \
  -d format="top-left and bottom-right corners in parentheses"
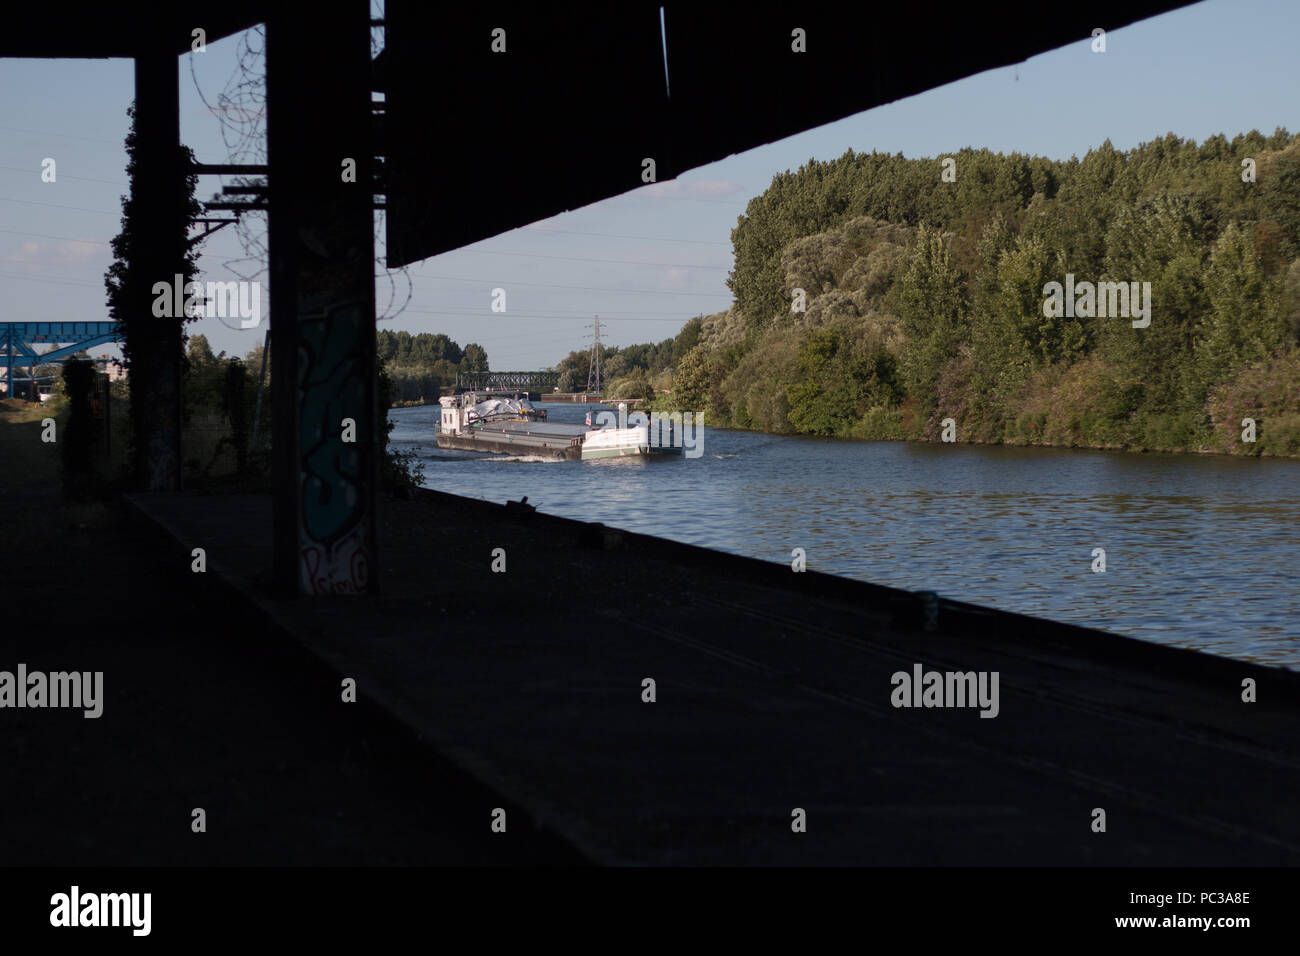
top-left (3, 0), bottom-right (1194, 594)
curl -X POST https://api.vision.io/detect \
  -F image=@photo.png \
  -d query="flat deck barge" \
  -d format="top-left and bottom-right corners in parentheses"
top-left (436, 394), bottom-right (680, 460)
top-left (437, 420), bottom-right (588, 459)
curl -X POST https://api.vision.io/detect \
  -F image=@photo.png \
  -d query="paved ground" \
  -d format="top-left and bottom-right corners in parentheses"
top-left (0, 473), bottom-right (583, 864)
top-left (117, 487), bottom-right (1300, 866)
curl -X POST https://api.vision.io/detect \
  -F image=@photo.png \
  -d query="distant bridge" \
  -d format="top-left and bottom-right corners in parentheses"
top-left (456, 370), bottom-right (560, 391)
top-left (2, 322), bottom-right (122, 396)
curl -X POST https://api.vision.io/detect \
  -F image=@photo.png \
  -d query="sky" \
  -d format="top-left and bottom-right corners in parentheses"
top-left (1, 0), bottom-right (1298, 371)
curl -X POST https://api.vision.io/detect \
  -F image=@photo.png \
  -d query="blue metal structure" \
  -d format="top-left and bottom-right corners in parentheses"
top-left (1, 322), bottom-right (121, 398)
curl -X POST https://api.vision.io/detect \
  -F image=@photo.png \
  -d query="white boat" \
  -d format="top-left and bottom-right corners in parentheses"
top-left (580, 422), bottom-right (677, 459)
top-left (436, 396), bottom-right (682, 460)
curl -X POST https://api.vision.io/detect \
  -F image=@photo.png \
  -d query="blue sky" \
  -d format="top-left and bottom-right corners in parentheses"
top-left (1, 0), bottom-right (1298, 370)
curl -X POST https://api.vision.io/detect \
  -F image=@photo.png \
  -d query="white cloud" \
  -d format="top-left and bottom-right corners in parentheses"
top-left (57, 240), bottom-right (102, 260)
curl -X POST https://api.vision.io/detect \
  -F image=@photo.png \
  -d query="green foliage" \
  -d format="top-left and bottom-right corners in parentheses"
top-left (549, 329), bottom-right (687, 394)
top-left (606, 368), bottom-right (656, 402)
top-left (375, 329), bottom-right (486, 404)
top-left (785, 320), bottom-right (899, 435)
top-left (668, 343), bottom-right (713, 413)
top-left (896, 224), bottom-right (966, 421)
top-left (1195, 223), bottom-right (1281, 399)
top-left (377, 363), bottom-right (425, 492)
top-left (717, 328), bottom-right (801, 432)
top-left (461, 342), bottom-right (489, 373)
top-left (377, 330), bottom-right (463, 366)
top-left (672, 316), bottom-right (704, 362)
top-left (556, 367), bottom-right (581, 393)
top-left (1207, 346), bottom-right (1300, 456)
top-left (642, 129), bottom-right (1300, 456)
top-left (187, 333), bottom-right (217, 366)
top-left (104, 103), bottom-right (203, 482)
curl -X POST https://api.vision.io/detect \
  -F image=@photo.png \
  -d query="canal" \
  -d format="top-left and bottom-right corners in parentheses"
top-left (389, 402), bottom-right (1300, 669)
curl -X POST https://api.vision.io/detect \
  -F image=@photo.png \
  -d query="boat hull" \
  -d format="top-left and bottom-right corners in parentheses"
top-left (433, 420), bottom-right (681, 461)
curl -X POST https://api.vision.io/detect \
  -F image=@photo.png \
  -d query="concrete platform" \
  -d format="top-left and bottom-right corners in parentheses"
top-left (125, 488), bottom-right (1300, 865)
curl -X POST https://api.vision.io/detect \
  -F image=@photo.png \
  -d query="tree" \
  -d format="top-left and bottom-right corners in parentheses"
top-left (1284, 258), bottom-right (1300, 343)
top-left (461, 342), bottom-right (488, 373)
top-left (602, 352), bottom-right (629, 382)
top-left (896, 224), bottom-right (966, 418)
top-left (1101, 193), bottom-right (1211, 413)
top-left (244, 340), bottom-right (269, 383)
top-left (187, 334), bottom-right (217, 367)
top-left (671, 344), bottom-right (713, 412)
top-left (104, 103), bottom-right (202, 489)
top-left (676, 321), bottom-right (707, 366)
top-left (556, 129), bottom-right (1300, 453)
top-left (1194, 223), bottom-right (1280, 399)
top-left (608, 368), bottom-right (656, 402)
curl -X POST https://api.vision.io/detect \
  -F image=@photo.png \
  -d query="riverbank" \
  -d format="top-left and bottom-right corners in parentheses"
top-left (651, 399), bottom-right (1300, 460)
top-left (120, 484), bottom-right (1300, 864)
top-left (393, 402), bottom-right (1300, 666)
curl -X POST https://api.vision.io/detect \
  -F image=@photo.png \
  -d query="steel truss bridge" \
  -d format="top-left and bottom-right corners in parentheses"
top-left (1, 322), bottom-right (122, 397)
top-left (456, 370), bottom-right (560, 391)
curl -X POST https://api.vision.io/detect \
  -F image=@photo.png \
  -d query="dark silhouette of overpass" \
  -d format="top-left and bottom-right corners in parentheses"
top-left (3, 0), bottom-right (1194, 593)
top-left (17, 0), bottom-right (1300, 891)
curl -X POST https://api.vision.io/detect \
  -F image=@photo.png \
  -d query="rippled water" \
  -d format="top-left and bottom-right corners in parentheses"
top-left (389, 403), bottom-right (1300, 668)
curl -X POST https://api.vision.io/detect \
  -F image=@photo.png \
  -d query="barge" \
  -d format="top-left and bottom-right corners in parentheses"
top-left (436, 393), bottom-right (680, 460)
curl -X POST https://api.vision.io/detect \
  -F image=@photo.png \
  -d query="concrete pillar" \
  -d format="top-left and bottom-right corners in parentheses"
top-left (131, 44), bottom-right (184, 491)
top-left (267, 1), bottom-right (379, 595)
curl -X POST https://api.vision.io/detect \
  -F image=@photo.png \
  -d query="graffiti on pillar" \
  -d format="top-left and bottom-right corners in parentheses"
top-left (146, 426), bottom-right (179, 492)
top-left (298, 300), bottom-right (372, 594)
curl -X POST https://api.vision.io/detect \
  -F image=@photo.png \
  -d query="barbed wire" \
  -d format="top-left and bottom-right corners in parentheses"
top-left (186, 19), bottom-right (411, 333)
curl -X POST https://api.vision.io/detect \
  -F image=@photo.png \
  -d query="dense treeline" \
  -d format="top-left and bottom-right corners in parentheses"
top-left (652, 130), bottom-right (1300, 456)
top-left (376, 329), bottom-right (488, 404)
top-left (549, 318), bottom-right (703, 400)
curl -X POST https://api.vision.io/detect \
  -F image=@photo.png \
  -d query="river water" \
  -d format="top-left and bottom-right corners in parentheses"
top-left (389, 402), bottom-right (1300, 669)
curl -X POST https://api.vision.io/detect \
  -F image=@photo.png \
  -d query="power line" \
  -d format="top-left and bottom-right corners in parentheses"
top-left (518, 226), bottom-right (729, 246)
top-left (0, 165), bottom-right (128, 186)
top-left (0, 228), bottom-right (111, 245)
top-left (401, 305), bottom-right (704, 318)
top-left (0, 252), bottom-right (106, 268)
top-left (0, 195), bottom-right (118, 215)
top-left (400, 270), bottom-right (732, 298)
top-left (398, 307), bottom-right (701, 323)
top-left (0, 269), bottom-right (104, 289)
top-left (446, 248), bottom-right (730, 270)
top-left (0, 124), bottom-right (124, 145)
